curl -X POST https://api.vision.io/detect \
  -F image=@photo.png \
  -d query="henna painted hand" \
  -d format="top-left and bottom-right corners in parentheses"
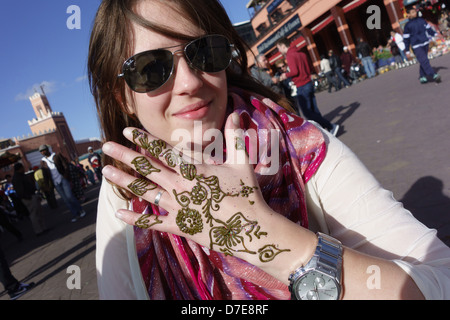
top-left (101, 112), bottom-right (293, 267)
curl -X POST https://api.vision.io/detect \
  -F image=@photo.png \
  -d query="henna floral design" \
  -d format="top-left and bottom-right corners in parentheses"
top-left (258, 244), bottom-right (291, 263)
top-left (131, 156), bottom-right (161, 177)
top-left (209, 213), bottom-right (268, 256)
top-left (128, 178), bottom-right (157, 196)
top-left (135, 214), bottom-right (163, 229)
top-left (128, 130), bottom-right (290, 263)
top-left (176, 208), bottom-right (203, 235)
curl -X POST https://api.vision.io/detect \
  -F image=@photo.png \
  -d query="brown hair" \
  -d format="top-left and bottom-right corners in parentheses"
top-left (88, 0), bottom-right (291, 199)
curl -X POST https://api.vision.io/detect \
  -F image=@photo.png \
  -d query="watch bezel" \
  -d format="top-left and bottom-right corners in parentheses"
top-left (291, 268), bottom-right (341, 300)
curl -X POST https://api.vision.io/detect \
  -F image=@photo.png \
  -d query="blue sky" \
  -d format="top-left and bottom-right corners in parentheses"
top-left (0, 0), bottom-right (250, 142)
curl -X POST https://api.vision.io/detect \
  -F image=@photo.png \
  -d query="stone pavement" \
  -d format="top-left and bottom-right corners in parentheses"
top-left (0, 184), bottom-right (100, 300)
top-left (315, 52), bottom-right (450, 247)
top-left (0, 53), bottom-right (449, 300)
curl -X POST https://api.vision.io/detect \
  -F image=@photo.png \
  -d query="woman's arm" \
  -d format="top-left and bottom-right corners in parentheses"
top-left (305, 127), bottom-right (450, 299)
top-left (102, 114), bottom-right (450, 299)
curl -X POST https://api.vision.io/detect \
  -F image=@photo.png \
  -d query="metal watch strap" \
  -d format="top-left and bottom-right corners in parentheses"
top-left (314, 232), bottom-right (343, 280)
top-left (288, 232), bottom-right (343, 299)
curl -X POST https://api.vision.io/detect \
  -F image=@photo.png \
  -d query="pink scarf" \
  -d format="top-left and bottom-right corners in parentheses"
top-left (131, 88), bottom-right (326, 299)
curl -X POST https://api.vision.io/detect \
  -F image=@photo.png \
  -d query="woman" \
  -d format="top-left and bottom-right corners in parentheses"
top-left (89, 0), bottom-right (450, 300)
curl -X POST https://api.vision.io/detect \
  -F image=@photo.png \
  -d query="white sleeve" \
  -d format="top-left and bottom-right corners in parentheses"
top-left (305, 128), bottom-right (450, 300)
top-left (96, 178), bottom-right (147, 299)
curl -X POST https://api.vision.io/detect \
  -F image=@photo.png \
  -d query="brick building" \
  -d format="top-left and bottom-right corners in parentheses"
top-left (0, 91), bottom-right (102, 179)
top-left (244, 0), bottom-right (411, 72)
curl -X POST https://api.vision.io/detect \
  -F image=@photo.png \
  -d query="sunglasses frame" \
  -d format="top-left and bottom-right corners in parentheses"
top-left (118, 34), bottom-right (234, 93)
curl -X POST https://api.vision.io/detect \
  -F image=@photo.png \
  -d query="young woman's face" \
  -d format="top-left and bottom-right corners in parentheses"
top-left (126, 0), bottom-right (228, 152)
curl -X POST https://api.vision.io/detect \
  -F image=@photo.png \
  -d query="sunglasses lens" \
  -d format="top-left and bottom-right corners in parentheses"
top-left (121, 35), bottom-right (232, 93)
top-left (186, 35), bottom-right (232, 73)
top-left (123, 50), bottom-right (173, 93)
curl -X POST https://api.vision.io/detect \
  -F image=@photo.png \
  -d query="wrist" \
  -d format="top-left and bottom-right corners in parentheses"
top-left (248, 211), bottom-right (318, 285)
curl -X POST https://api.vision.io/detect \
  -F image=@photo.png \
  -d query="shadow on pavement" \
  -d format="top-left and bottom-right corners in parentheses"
top-left (401, 176), bottom-right (450, 247)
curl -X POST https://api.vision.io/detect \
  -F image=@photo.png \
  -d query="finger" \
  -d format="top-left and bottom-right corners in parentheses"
top-left (224, 112), bottom-right (250, 165)
top-left (102, 141), bottom-right (177, 184)
top-left (102, 165), bottom-right (173, 210)
top-left (115, 209), bottom-right (173, 232)
top-left (123, 127), bottom-right (200, 181)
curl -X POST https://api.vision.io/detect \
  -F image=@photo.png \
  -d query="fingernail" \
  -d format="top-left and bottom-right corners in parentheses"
top-left (232, 112), bottom-right (240, 126)
top-left (101, 165), bottom-right (113, 177)
top-left (123, 127), bottom-right (135, 138)
top-left (115, 210), bottom-right (123, 219)
top-left (102, 142), bottom-right (112, 154)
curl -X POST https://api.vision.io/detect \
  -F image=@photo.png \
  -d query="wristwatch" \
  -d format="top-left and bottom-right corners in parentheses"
top-left (288, 232), bottom-right (343, 300)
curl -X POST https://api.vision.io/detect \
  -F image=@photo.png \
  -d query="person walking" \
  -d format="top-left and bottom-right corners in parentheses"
top-left (390, 30), bottom-right (408, 65)
top-left (11, 163), bottom-right (47, 236)
top-left (356, 38), bottom-right (376, 79)
top-left (250, 54), bottom-right (283, 95)
top-left (39, 145), bottom-right (86, 222)
top-left (87, 147), bottom-right (103, 183)
top-left (320, 55), bottom-right (339, 93)
top-left (85, 166), bottom-right (96, 185)
top-left (328, 49), bottom-right (350, 88)
top-left (34, 162), bottom-right (58, 209)
top-left (340, 46), bottom-right (355, 83)
top-left (276, 37), bottom-right (339, 136)
top-left (403, 7), bottom-right (441, 84)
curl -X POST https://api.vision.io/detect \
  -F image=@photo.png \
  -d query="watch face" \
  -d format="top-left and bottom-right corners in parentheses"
top-left (294, 271), bottom-right (340, 300)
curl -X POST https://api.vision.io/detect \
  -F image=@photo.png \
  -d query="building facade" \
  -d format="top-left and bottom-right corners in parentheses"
top-left (0, 91), bottom-right (102, 179)
top-left (245, 0), bottom-right (407, 72)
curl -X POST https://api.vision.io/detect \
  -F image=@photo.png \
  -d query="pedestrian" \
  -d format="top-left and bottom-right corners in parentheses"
top-left (69, 160), bottom-right (85, 202)
top-left (90, 0), bottom-right (450, 300)
top-left (387, 38), bottom-right (404, 68)
top-left (11, 163), bottom-right (47, 236)
top-left (276, 37), bottom-right (339, 136)
top-left (356, 38), bottom-right (376, 78)
top-left (320, 54), bottom-right (340, 93)
top-left (39, 145), bottom-right (86, 223)
top-left (250, 54), bottom-right (283, 95)
top-left (88, 147), bottom-right (103, 183)
top-left (390, 30), bottom-right (408, 64)
top-left (85, 166), bottom-right (96, 185)
top-left (403, 7), bottom-right (441, 84)
top-left (34, 161), bottom-right (58, 209)
top-left (0, 245), bottom-right (34, 300)
top-left (328, 49), bottom-right (350, 88)
top-left (274, 59), bottom-right (297, 109)
top-left (340, 46), bottom-right (355, 83)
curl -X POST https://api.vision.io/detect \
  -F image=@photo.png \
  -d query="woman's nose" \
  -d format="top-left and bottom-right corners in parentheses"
top-left (171, 54), bottom-right (203, 96)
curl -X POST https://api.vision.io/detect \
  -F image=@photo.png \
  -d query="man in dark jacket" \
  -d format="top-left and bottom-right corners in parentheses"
top-left (276, 37), bottom-right (339, 136)
top-left (356, 38), bottom-right (376, 78)
top-left (328, 49), bottom-right (350, 88)
top-left (12, 163), bottom-right (46, 235)
top-left (403, 7), bottom-right (441, 83)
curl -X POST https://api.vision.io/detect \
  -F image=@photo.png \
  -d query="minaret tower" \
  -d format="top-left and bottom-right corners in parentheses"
top-left (27, 86), bottom-right (78, 158)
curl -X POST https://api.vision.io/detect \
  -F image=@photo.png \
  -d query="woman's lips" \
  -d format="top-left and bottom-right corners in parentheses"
top-left (173, 101), bottom-right (210, 120)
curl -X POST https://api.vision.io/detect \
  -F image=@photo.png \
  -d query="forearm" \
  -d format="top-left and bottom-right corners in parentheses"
top-left (340, 247), bottom-right (424, 299)
top-left (252, 210), bottom-right (424, 299)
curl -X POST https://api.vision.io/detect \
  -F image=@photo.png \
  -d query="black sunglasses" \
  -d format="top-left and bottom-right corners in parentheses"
top-left (118, 35), bottom-right (234, 93)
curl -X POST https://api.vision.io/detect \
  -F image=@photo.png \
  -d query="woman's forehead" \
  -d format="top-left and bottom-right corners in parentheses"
top-left (133, 0), bottom-right (203, 36)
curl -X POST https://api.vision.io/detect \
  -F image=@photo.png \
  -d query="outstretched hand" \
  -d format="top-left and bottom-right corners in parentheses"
top-left (101, 112), bottom-right (297, 269)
